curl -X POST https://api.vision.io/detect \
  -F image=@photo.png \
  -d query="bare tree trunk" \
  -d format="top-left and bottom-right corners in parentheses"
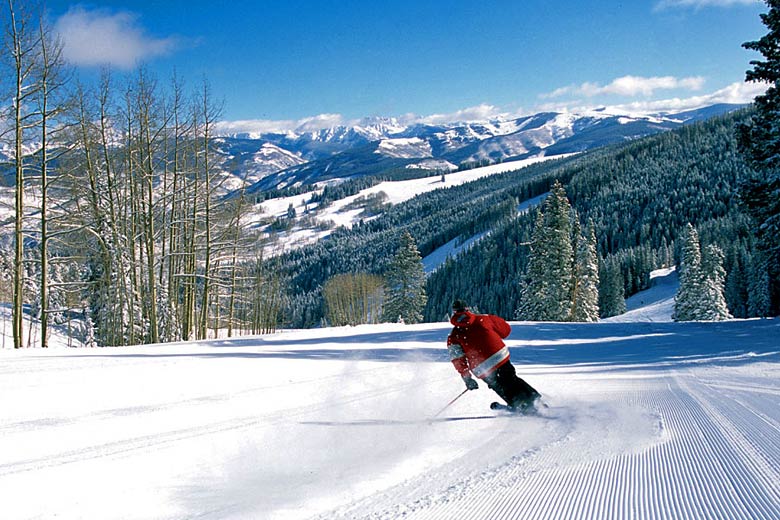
top-left (165, 73), bottom-right (187, 342)
top-left (196, 79), bottom-right (222, 340)
top-left (7, 1), bottom-right (42, 349)
top-left (36, 17), bottom-right (68, 348)
top-left (98, 71), bottom-right (132, 346)
top-left (11, 6), bottom-right (25, 350)
top-left (182, 109), bottom-right (199, 340)
top-left (133, 69), bottom-right (162, 344)
top-left (123, 86), bottom-right (141, 345)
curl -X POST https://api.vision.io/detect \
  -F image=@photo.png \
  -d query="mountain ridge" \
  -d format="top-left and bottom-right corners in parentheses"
top-left (214, 104), bottom-right (744, 192)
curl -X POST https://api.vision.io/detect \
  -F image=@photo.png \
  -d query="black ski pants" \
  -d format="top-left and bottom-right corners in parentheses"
top-left (483, 362), bottom-right (539, 408)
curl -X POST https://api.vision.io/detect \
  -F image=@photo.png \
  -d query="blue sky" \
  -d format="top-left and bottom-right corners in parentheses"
top-left (41, 0), bottom-right (767, 132)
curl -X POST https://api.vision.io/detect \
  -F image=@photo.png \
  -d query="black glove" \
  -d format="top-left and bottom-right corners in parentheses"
top-left (463, 375), bottom-right (479, 390)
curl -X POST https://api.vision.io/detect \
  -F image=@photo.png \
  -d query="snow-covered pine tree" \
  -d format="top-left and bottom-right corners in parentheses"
top-left (570, 215), bottom-right (583, 315)
top-left (598, 259), bottom-right (626, 318)
top-left (748, 256), bottom-right (772, 317)
top-left (725, 251), bottom-right (748, 318)
top-left (700, 244), bottom-right (732, 321)
top-left (674, 224), bottom-right (704, 321)
top-left (659, 237), bottom-right (674, 268)
top-left (517, 211), bottom-right (548, 320)
top-left (675, 224), bottom-right (733, 321)
top-left (545, 182), bottom-right (575, 321)
top-left (540, 182), bottom-right (574, 320)
top-left (571, 224), bottom-right (600, 322)
top-left (738, 0), bottom-right (780, 314)
top-left (517, 181), bottom-right (576, 321)
top-left (157, 286), bottom-right (181, 343)
top-left (83, 308), bottom-right (97, 348)
top-left (383, 231), bottom-right (427, 324)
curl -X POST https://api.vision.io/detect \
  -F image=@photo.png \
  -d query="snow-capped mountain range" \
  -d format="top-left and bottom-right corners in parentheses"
top-left (0, 103), bottom-right (743, 194)
top-left (214, 103), bottom-right (743, 192)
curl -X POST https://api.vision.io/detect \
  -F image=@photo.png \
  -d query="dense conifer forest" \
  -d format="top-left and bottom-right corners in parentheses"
top-left (426, 110), bottom-right (764, 321)
top-left (276, 109), bottom-right (766, 327)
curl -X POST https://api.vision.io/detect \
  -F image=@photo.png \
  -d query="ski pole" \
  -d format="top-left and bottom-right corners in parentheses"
top-left (432, 388), bottom-right (469, 418)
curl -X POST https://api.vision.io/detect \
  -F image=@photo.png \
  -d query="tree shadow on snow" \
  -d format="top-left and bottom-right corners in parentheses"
top-left (52, 319), bottom-right (780, 373)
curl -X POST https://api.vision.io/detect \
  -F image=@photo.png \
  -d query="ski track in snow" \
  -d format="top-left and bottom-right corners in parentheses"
top-left (322, 365), bottom-right (780, 520)
top-left (1, 309), bottom-right (779, 519)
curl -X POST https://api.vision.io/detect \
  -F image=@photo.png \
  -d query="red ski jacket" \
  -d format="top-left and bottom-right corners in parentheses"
top-left (447, 311), bottom-right (512, 379)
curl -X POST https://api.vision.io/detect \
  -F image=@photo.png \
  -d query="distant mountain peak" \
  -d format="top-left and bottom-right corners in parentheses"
top-left (214, 103), bottom-right (745, 192)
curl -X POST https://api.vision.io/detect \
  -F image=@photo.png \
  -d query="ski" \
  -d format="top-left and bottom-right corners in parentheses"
top-left (490, 399), bottom-right (548, 415)
top-left (490, 401), bottom-right (536, 415)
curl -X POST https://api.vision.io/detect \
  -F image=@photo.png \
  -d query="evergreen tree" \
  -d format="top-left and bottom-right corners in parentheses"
top-left (383, 231), bottom-right (427, 324)
top-left (675, 225), bottom-right (732, 321)
top-left (738, 0), bottom-right (780, 314)
top-left (748, 256), bottom-right (773, 317)
top-left (517, 182), bottom-right (577, 321)
top-left (517, 211), bottom-right (548, 320)
top-left (598, 259), bottom-right (626, 318)
top-left (659, 237), bottom-right (674, 268)
top-left (674, 224), bottom-right (704, 321)
top-left (544, 182), bottom-right (575, 321)
top-left (157, 286), bottom-right (181, 343)
top-left (571, 224), bottom-right (600, 321)
top-left (700, 244), bottom-right (732, 321)
top-left (725, 252), bottom-right (749, 318)
top-left (83, 309), bottom-right (97, 349)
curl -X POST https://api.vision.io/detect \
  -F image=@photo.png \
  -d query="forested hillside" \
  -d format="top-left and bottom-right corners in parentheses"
top-left (278, 156), bottom-right (579, 326)
top-left (271, 109), bottom-right (763, 327)
top-left (424, 110), bottom-right (763, 320)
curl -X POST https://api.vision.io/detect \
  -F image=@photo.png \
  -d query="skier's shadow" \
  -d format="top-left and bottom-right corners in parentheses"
top-left (300, 416), bottom-right (496, 426)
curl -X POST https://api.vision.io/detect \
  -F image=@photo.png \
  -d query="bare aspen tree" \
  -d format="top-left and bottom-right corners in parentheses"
top-left (194, 79), bottom-right (222, 339)
top-left (213, 184), bottom-right (252, 337)
top-left (226, 191), bottom-right (245, 337)
top-left (122, 83), bottom-right (143, 344)
top-left (160, 72), bottom-right (189, 342)
top-left (250, 254), bottom-right (283, 334)
top-left (323, 273), bottom-right (384, 326)
top-left (70, 73), bottom-right (139, 346)
top-left (179, 114), bottom-right (198, 340)
top-left (5, 1), bottom-right (42, 348)
top-left (132, 68), bottom-right (164, 343)
top-left (73, 82), bottom-right (114, 341)
top-left (96, 70), bottom-right (137, 345)
top-left (35, 17), bottom-right (69, 347)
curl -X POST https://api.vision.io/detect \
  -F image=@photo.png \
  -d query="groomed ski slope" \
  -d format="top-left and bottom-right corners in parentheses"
top-left (1, 278), bottom-right (779, 519)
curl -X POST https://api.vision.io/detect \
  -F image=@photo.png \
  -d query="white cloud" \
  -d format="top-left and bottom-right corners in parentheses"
top-left (415, 103), bottom-right (510, 125)
top-left (216, 81), bottom-right (763, 136)
top-left (215, 119), bottom-right (299, 136)
top-left (541, 75), bottom-right (706, 99)
top-left (215, 114), bottom-right (350, 136)
top-left (294, 113), bottom-right (347, 132)
top-left (537, 81), bottom-right (765, 116)
top-left (54, 7), bottom-right (182, 68)
top-left (655, 0), bottom-right (760, 10)
top-left (606, 80), bottom-right (765, 114)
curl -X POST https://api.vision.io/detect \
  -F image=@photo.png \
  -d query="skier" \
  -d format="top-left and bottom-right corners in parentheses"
top-left (447, 300), bottom-right (541, 412)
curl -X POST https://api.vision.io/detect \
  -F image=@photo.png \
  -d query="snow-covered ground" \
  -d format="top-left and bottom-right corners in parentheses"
top-left (604, 266), bottom-right (678, 323)
top-left (1, 280), bottom-right (779, 519)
